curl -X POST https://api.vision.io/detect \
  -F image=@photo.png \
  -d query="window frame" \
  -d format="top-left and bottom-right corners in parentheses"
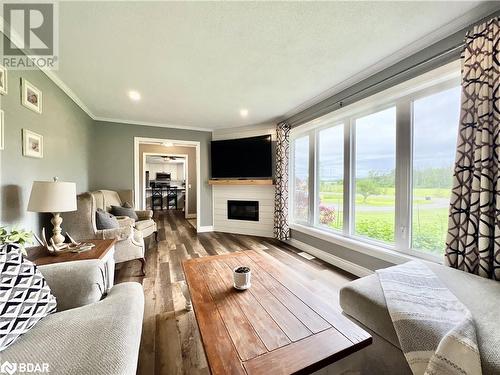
top-left (351, 103), bottom-right (398, 248)
top-left (315, 121), bottom-right (345, 232)
top-left (289, 61), bottom-right (461, 262)
top-left (290, 134), bottom-right (311, 226)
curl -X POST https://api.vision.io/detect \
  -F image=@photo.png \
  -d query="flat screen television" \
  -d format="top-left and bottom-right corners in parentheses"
top-left (211, 135), bottom-right (273, 178)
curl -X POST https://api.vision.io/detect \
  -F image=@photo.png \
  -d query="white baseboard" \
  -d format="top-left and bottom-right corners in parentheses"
top-left (287, 238), bottom-right (373, 278)
top-left (185, 213), bottom-right (197, 219)
top-left (197, 225), bottom-right (214, 233)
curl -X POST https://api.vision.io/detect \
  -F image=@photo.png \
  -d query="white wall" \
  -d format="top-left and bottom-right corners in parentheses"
top-left (213, 185), bottom-right (275, 237)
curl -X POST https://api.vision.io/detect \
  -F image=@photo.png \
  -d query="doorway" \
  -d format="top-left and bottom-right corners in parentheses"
top-left (144, 153), bottom-right (188, 212)
top-left (134, 137), bottom-right (200, 230)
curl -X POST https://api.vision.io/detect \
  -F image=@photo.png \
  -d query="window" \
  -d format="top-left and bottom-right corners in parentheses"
top-left (318, 125), bottom-right (344, 230)
top-left (411, 87), bottom-right (461, 255)
top-left (292, 136), bottom-right (309, 223)
top-left (290, 63), bottom-right (461, 259)
top-left (354, 107), bottom-right (396, 244)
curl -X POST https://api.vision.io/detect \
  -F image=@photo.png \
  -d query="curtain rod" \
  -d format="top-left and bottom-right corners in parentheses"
top-left (288, 42), bottom-right (464, 127)
top-left (332, 43), bottom-right (464, 107)
top-left (288, 7), bottom-right (500, 127)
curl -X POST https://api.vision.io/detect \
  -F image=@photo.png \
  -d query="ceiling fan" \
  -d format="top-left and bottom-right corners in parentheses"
top-left (162, 156), bottom-right (177, 161)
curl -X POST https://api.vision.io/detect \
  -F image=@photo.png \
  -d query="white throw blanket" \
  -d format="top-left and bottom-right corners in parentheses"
top-left (377, 261), bottom-right (481, 375)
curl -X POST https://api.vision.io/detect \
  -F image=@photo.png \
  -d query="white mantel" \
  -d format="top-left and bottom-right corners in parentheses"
top-left (212, 185), bottom-right (275, 237)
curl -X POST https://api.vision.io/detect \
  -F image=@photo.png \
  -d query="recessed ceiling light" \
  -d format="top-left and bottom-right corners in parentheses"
top-left (128, 90), bottom-right (141, 101)
top-left (240, 109), bottom-right (249, 118)
top-left (162, 142), bottom-right (174, 147)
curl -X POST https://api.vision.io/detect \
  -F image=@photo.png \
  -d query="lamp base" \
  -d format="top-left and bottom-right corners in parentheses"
top-left (51, 212), bottom-right (66, 246)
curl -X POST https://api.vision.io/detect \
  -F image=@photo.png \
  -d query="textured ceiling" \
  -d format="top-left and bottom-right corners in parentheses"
top-left (53, 1), bottom-right (494, 130)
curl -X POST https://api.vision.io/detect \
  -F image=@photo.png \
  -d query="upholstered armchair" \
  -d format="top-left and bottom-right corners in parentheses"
top-left (62, 192), bottom-right (146, 274)
top-left (92, 190), bottom-right (158, 240)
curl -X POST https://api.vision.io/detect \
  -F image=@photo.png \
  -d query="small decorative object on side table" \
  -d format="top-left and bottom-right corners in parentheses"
top-left (27, 239), bottom-right (117, 293)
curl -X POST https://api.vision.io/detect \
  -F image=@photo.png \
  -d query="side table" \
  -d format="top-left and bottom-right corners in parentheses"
top-left (27, 239), bottom-right (116, 292)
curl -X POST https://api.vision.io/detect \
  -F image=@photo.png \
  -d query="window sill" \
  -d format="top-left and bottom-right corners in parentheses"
top-left (290, 223), bottom-right (441, 266)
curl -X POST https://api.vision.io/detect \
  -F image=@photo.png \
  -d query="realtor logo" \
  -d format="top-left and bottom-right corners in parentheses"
top-left (0, 360), bottom-right (50, 374)
top-left (0, 361), bottom-right (17, 375)
top-left (2, 1), bottom-right (59, 69)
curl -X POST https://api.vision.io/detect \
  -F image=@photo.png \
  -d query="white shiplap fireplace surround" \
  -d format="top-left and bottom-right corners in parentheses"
top-left (213, 184), bottom-right (275, 237)
top-left (211, 125), bottom-right (276, 238)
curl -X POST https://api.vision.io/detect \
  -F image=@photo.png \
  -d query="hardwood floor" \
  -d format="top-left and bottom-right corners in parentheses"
top-left (115, 210), bottom-right (356, 375)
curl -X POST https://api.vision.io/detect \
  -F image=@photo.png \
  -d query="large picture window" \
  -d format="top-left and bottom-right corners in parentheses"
top-left (318, 125), bottom-right (344, 231)
top-left (411, 86), bottom-right (461, 255)
top-left (290, 64), bottom-right (461, 259)
top-left (354, 107), bottom-right (396, 244)
top-left (292, 136), bottom-right (309, 223)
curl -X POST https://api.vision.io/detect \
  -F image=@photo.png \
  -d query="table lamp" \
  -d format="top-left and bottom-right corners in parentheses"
top-left (28, 177), bottom-right (77, 246)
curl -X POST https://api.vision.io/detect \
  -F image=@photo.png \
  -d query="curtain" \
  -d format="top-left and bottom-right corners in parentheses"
top-left (445, 16), bottom-right (500, 280)
top-left (274, 121), bottom-right (291, 240)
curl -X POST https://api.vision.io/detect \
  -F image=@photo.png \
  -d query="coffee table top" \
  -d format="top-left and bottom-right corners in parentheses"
top-left (183, 250), bottom-right (371, 375)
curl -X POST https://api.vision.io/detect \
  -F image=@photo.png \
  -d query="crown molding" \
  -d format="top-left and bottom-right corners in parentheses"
top-left (94, 116), bottom-right (213, 132)
top-left (1, 15), bottom-right (97, 120)
top-left (4, 2), bottom-right (498, 132)
top-left (41, 69), bottom-right (96, 119)
top-left (281, 2), bottom-right (500, 120)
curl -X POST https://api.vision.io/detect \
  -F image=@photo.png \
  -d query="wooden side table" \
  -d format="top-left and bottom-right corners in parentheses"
top-left (27, 239), bottom-right (116, 292)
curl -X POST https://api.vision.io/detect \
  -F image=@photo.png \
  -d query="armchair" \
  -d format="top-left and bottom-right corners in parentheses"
top-left (62, 192), bottom-right (146, 274)
top-left (92, 190), bottom-right (158, 240)
top-left (1, 260), bottom-right (144, 375)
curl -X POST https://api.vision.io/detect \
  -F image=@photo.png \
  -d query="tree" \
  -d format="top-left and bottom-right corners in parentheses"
top-left (357, 178), bottom-right (381, 202)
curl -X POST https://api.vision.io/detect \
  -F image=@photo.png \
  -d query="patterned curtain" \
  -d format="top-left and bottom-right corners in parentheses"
top-left (445, 17), bottom-right (500, 280)
top-left (274, 121), bottom-right (291, 240)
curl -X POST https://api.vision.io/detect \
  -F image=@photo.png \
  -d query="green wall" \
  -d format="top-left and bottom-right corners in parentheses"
top-left (0, 69), bottom-right (94, 232)
top-left (90, 121), bottom-right (213, 227)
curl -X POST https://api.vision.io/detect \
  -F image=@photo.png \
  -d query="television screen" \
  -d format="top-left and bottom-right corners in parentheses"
top-left (211, 135), bottom-right (273, 178)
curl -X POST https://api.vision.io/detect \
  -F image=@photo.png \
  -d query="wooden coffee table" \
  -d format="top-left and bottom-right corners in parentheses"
top-left (183, 250), bottom-right (371, 375)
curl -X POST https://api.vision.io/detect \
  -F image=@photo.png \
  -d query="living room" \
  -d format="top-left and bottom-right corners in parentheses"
top-left (0, 1), bottom-right (499, 375)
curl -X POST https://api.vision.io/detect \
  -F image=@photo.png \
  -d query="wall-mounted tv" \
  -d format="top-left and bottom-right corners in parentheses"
top-left (211, 135), bottom-right (273, 179)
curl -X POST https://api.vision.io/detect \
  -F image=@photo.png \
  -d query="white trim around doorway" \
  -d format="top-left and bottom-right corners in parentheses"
top-left (134, 137), bottom-right (201, 231)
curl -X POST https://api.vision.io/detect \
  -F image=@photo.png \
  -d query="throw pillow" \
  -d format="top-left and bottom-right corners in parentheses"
top-left (122, 201), bottom-right (133, 208)
top-left (96, 208), bottom-right (120, 230)
top-left (111, 205), bottom-right (139, 221)
top-left (0, 243), bottom-right (57, 351)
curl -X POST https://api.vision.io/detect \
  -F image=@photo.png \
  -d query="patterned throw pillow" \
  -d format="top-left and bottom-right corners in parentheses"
top-left (0, 243), bottom-right (57, 351)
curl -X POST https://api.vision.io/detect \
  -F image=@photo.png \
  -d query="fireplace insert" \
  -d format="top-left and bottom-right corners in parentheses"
top-left (227, 200), bottom-right (259, 221)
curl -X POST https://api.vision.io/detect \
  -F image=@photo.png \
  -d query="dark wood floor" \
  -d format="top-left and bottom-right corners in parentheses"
top-left (115, 210), bottom-right (356, 375)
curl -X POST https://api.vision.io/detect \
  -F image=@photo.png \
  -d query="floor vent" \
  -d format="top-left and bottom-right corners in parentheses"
top-left (297, 252), bottom-right (315, 260)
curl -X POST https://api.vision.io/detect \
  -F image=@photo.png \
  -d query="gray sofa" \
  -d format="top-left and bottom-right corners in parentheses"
top-left (338, 261), bottom-right (500, 374)
top-left (1, 260), bottom-right (144, 375)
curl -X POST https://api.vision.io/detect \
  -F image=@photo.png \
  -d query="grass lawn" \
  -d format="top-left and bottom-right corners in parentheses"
top-left (320, 189), bottom-right (438, 207)
top-left (318, 189), bottom-right (449, 256)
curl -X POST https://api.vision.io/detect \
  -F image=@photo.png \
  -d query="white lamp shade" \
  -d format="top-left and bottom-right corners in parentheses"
top-left (27, 181), bottom-right (77, 213)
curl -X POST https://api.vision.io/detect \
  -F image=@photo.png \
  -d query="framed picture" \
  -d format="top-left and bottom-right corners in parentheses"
top-left (22, 129), bottom-right (43, 158)
top-left (0, 110), bottom-right (4, 150)
top-left (21, 78), bottom-right (42, 114)
top-left (0, 65), bottom-right (7, 95)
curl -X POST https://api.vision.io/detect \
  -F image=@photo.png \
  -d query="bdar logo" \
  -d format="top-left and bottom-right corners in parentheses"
top-left (0, 361), bottom-right (17, 375)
